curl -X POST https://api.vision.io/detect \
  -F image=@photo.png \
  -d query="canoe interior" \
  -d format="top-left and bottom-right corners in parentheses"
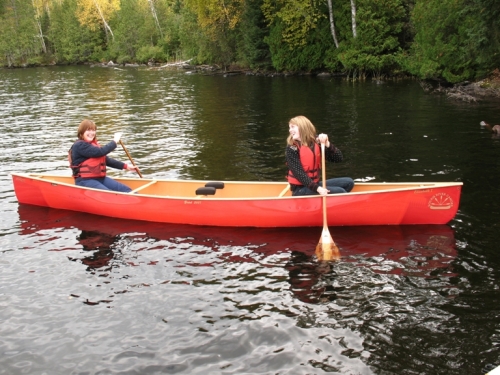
top-left (26, 174), bottom-right (459, 199)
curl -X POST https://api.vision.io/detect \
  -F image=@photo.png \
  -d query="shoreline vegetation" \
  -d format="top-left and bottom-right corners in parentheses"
top-left (1, 0), bottom-right (499, 103)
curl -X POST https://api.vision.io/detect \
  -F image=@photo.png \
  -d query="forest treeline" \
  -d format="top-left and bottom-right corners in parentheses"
top-left (1, 0), bottom-right (499, 83)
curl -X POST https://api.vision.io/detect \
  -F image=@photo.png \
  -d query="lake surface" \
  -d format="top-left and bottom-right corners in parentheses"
top-left (1, 66), bottom-right (500, 374)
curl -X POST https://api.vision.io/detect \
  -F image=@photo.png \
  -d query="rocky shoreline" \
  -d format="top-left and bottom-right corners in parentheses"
top-left (419, 70), bottom-right (500, 102)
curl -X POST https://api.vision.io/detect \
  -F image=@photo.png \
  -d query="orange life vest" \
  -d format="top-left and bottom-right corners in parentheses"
top-left (68, 141), bottom-right (107, 178)
top-left (287, 143), bottom-right (321, 185)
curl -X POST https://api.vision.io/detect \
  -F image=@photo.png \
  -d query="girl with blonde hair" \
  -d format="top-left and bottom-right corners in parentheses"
top-left (286, 115), bottom-right (354, 196)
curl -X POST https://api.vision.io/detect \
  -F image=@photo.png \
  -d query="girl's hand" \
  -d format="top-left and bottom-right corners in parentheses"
top-left (114, 132), bottom-right (122, 143)
top-left (317, 133), bottom-right (330, 147)
top-left (317, 186), bottom-right (330, 196)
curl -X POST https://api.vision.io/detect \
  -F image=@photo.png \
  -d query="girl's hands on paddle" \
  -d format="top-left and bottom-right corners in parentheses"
top-left (114, 132), bottom-right (122, 144)
top-left (317, 133), bottom-right (331, 148)
top-left (124, 163), bottom-right (138, 172)
top-left (317, 186), bottom-right (329, 196)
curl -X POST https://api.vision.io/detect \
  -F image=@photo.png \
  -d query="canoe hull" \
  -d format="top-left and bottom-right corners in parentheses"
top-left (11, 174), bottom-right (462, 227)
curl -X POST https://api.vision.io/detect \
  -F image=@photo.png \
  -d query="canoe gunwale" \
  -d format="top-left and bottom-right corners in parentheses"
top-left (11, 172), bottom-right (463, 201)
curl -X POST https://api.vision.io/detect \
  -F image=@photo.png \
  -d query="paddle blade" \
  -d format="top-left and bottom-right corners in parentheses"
top-left (315, 228), bottom-right (341, 261)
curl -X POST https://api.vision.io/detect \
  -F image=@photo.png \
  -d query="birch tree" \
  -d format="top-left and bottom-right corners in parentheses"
top-left (350, 0), bottom-right (357, 38)
top-left (32, 0), bottom-right (49, 53)
top-left (326, 0), bottom-right (338, 48)
top-left (147, 0), bottom-right (163, 38)
top-left (76, 0), bottom-right (119, 41)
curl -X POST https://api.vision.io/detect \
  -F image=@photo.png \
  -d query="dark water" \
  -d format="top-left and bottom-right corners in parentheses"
top-left (1, 66), bottom-right (500, 374)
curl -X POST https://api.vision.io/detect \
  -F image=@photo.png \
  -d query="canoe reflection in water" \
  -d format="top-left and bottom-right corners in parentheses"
top-left (284, 225), bottom-right (457, 304)
top-left (286, 252), bottom-right (339, 304)
top-left (75, 230), bottom-right (120, 271)
top-left (17, 204), bottom-right (458, 304)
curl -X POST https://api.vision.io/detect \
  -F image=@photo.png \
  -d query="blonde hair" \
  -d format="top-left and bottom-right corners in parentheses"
top-left (77, 119), bottom-right (97, 141)
top-left (287, 115), bottom-right (317, 147)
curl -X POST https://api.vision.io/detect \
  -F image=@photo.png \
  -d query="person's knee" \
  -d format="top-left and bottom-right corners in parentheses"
top-left (345, 178), bottom-right (354, 192)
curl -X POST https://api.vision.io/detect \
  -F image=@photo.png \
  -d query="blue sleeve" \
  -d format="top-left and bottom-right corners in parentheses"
top-left (71, 140), bottom-right (118, 166)
top-left (106, 156), bottom-right (125, 170)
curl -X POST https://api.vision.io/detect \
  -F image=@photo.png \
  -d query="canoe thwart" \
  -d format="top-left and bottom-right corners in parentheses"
top-left (205, 182), bottom-right (224, 189)
top-left (196, 186), bottom-right (217, 197)
top-left (278, 184), bottom-right (290, 197)
top-left (131, 180), bottom-right (157, 193)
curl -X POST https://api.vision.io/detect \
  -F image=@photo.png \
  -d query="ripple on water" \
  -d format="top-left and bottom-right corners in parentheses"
top-left (3, 69), bottom-right (500, 374)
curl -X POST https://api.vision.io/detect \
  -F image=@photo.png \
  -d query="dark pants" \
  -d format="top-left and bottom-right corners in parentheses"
top-left (292, 177), bottom-right (354, 196)
top-left (76, 177), bottom-right (132, 193)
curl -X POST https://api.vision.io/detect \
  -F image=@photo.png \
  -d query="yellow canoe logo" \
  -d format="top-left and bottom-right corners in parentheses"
top-left (428, 193), bottom-right (453, 210)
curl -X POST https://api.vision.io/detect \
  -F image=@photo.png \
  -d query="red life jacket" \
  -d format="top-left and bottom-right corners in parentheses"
top-left (287, 142), bottom-right (321, 185)
top-left (68, 140), bottom-right (106, 179)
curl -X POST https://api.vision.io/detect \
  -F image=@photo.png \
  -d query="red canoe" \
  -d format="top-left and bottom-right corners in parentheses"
top-left (11, 173), bottom-right (462, 227)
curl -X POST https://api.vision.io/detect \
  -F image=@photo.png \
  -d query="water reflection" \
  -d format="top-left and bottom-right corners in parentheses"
top-left (4, 66), bottom-right (500, 375)
top-left (286, 252), bottom-right (339, 304)
top-left (75, 230), bottom-right (119, 271)
top-left (17, 204), bottom-right (457, 303)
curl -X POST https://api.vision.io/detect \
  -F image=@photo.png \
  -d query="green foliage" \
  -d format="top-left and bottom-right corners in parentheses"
top-left (262, 0), bottom-right (325, 47)
top-left (235, 0), bottom-right (271, 69)
top-left (108, 0), bottom-right (146, 62)
top-left (0, 0), bottom-right (498, 83)
top-left (108, 0), bottom-right (183, 63)
top-left (136, 45), bottom-right (167, 63)
top-left (404, 0), bottom-right (496, 83)
top-left (0, 0), bottom-right (40, 66)
top-left (49, 0), bottom-right (106, 64)
top-left (177, 6), bottom-right (203, 62)
top-left (332, 0), bottom-right (407, 78)
top-left (265, 18), bottom-right (330, 72)
top-left (181, 0), bottom-right (245, 68)
top-left (158, 1), bottom-right (183, 61)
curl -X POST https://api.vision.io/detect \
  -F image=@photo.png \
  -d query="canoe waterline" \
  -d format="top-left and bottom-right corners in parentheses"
top-left (11, 173), bottom-right (462, 227)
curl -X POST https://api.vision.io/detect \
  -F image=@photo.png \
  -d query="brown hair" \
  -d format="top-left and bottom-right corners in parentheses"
top-left (287, 115), bottom-right (317, 147)
top-left (77, 119), bottom-right (97, 141)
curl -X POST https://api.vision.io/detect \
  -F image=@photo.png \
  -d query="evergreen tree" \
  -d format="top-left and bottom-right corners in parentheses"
top-left (49, 0), bottom-right (105, 64)
top-left (329, 0), bottom-right (407, 79)
top-left (404, 0), bottom-right (499, 82)
top-left (236, 0), bottom-right (271, 69)
top-left (0, 0), bottom-right (41, 66)
top-left (109, 0), bottom-right (151, 63)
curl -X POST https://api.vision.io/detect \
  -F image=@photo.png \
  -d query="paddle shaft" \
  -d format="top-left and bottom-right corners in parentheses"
top-left (316, 142), bottom-right (340, 261)
top-left (321, 143), bottom-right (328, 228)
top-left (119, 140), bottom-right (143, 178)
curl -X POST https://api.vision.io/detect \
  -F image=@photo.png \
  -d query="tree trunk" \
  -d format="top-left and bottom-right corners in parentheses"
top-left (351, 0), bottom-right (357, 38)
top-left (92, 0), bottom-right (114, 41)
top-left (31, 0), bottom-right (47, 53)
top-left (148, 0), bottom-right (163, 38)
top-left (35, 18), bottom-right (47, 53)
top-left (326, 0), bottom-right (339, 48)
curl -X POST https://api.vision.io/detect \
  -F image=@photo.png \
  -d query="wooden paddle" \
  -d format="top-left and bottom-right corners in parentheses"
top-left (119, 140), bottom-right (143, 178)
top-left (315, 142), bottom-right (341, 261)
